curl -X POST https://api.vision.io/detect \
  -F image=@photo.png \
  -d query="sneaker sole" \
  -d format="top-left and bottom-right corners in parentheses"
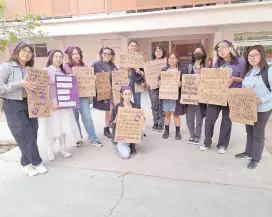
top-left (92, 144), bottom-right (103, 147)
top-left (235, 157), bottom-right (252, 160)
top-left (188, 141), bottom-right (194, 144)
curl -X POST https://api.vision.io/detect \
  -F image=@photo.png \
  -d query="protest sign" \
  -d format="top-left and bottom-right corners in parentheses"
top-left (228, 88), bottom-right (257, 125)
top-left (96, 72), bottom-right (111, 101)
top-left (72, 67), bottom-right (96, 97)
top-left (180, 74), bottom-right (200, 105)
top-left (55, 75), bottom-right (80, 109)
top-left (26, 67), bottom-right (50, 118)
top-left (120, 52), bottom-right (145, 68)
top-left (198, 68), bottom-right (231, 106)
top-left (144, 59), bottom-right (167, 89)
top-left (112, 70), bottom-right (130, 105)
top-left (114, 107), bottom-right (145, 144)
top-left (159, 71), bottom-right (180, 100)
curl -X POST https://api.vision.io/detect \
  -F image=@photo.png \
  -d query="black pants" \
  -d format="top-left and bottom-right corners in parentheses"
top-left (204, 104), bottom-right (232, 148)
top-left (245, 110), bottom-right (272, 161)
top-left (3, 99), bottom-right (42, 166)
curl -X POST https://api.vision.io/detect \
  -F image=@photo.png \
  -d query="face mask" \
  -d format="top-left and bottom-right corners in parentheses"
top-left (194, 53), bottom-right (204, 60)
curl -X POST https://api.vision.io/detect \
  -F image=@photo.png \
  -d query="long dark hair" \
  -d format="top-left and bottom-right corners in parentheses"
top-left (9, 43), bottom-right (34, 67)
top-left (214, 41), bottom-right (239, 67)
top-left (46, 50), bottom-right (66, 74)
top-left (192, 44), bottom-right (207, 66)
top-left (243, 45), bottom-right (269, 78)
top-left (67, 47), bottom-right (84, 67)
top-left (152, 45), bottom-right (167, 60)
top-left (167, 52), bottom-right (180, 67)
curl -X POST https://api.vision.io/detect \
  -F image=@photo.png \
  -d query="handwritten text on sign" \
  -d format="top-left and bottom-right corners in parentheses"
top-left (144, 59), bottom-right (167, 89)
top-left (120, 52), bottom-right (145, 69)
top-left (228, 88), bottom-right (257, 125)
top-left (180, 74), bottom-right (200, 105)
top-left (26, 68), bottom-right (50, 118)
top-left (96, 72), bottom-right (111, 101)
top-left (114, 107), bottom-right (145, 144)
top-left (198, 68), bottom-right (231, 106)
top-left (112, 70), bottom-right (130, 105)
top-left (159, 71), bottom-right (180, 100)
top-left (72, 67), bottom-right (96, 97)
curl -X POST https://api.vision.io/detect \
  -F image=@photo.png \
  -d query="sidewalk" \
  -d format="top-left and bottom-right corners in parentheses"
top-left (0, 92), bottom-right (272, 217)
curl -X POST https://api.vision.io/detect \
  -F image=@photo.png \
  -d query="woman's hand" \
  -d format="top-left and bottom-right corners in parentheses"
top-left (21, 80), bottom-right (36, 91)
top-left (228, 77), bottom-right (235, 87)
top-left (178, 82), bottom-right (182, 87)
top-left (51, 103), bottom-right (60, 110)
top-left (136, 69), bottom-right (143, 75)
top-left (157, 80), bottom-right (161, 87)
top-left (256, 98), bottom-right (262, 105)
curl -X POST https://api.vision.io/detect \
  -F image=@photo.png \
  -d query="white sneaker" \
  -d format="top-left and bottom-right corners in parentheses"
top-left (48, 150), bottom-right (56, 161)
top-left (92, 141), bottom-right (103, 147)
top-left (60, 150), bottom-right (72, 158)
top-left (218, 146), bottom-right (227, 154)
top-left (22, 165), bottom-right (38, 177)
top-left (200, 145), bottom-right (209, 151)
top-left (33, 164), bottom-right (48, 174)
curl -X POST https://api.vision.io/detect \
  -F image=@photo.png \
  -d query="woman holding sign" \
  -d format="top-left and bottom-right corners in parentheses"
top-left (235, 45), bottom-right (272, 169)
top-left (127, 40), bottom-right (145, 109)
top-left (40, 49), bottom-right (81, 161)
top-left (0, 42), bottom-right (47, 176)
top-left (200, 40), bottom-right (245, 154)
top-left (64, 46), bottom-right (103, 147)
top-left (92, 47), bottom-right (118, 139)
top-left (159, 52), bottom-right (186, 140)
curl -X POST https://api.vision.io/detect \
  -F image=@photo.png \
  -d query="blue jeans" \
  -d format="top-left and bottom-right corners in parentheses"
top-left (129, 79), bottom-right (141, 109)
top-left (73, 97), bottom-right (98, 143)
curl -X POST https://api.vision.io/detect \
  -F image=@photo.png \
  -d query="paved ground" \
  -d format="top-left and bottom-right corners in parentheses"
top-left (1, 92), bottom-right (272, 217)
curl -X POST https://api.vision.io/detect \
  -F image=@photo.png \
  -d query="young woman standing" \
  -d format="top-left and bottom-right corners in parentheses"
top-left (92, 47), bottom-right (118, 139)
top-left (186, 44), bottom-right (209, 145)
top-left (0, 42), bottom-right (47, 176)
top-left (148, 45), bottom-right (166, 132)
top-left (159, 52), bottom-right (186, 140)
top-left (127, 40), bottom-right (145, 109)
top-left (235, 45), bottom-right (272, 169)
top-left (64, 46), bottom-right (102, 147)
top-left (200, 40), bottom-right (245, 154)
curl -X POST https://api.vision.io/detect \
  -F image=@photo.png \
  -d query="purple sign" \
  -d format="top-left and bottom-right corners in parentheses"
top-left (55, 75), bottom-right (80, 109)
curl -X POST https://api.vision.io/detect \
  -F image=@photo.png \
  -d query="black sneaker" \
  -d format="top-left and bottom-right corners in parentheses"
top-left (152, 124), bottom-right (158, 131)
top-left (157, 125), bottom-right (164, 132)
top-left (193, 137), bottom-right (200, 145)
top-left (130, 144), bottom-right (137, 155)
top-left (104, 127), bottom-right (112, 138)
top-left (162, 130), bottom-right (169, 139)
top-left (235, 152), bottom-right (251, 160)
top-left (247, 159), bottom-right (260, 169)
top-left (188, 137), bottom-right (194, 144)
top-left (175, 131), bottom-right (182, 140)
top-left (75, 141), bottom-right (83, 147)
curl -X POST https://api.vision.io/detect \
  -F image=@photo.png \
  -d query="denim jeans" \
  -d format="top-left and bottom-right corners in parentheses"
top-left (73, 97), bottom-right (98, 143)
top-left (129, 79), bottom-right (141, 109)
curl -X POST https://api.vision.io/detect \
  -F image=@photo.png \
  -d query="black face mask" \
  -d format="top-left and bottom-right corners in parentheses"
top-left (194, 53), bottom-right (204, 60)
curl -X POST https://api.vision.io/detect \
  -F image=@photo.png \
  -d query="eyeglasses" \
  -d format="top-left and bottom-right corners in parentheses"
top-left (103, 52), bottom-right (112, 56)
top-left (248, 53), bottom-right (260, 59)
top-left (21, 48), bottom-right (33, 55)
top-left (217, 45), bottom-right (228, 53)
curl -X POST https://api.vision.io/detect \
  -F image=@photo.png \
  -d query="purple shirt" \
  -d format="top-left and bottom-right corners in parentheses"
top-left (213, 57), bottom-right (245, 88)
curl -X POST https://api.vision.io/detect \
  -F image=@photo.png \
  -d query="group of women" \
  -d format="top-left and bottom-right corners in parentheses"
top-left (0, 39), bottom-right (271, 177)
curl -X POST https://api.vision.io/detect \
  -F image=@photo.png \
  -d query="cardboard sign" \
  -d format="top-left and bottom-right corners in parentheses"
top-left (72, 67), bottom-right (96, 97)
top-left (228, 88), bottom-right (258, 125)
top-left (180, 74), bottom-right (200, 105)
top-left (112, 70), bottom-right (130, 105)
top-left (144, 59), bottom-right (167, 89)
top-left (96, 72), bottom-right (111, 101)
top-left (114, 107), bottom-right (145, 144)
top-left (55, 75), bottom-right (80, 109)
top-left (120, 52), bottom-right (145, 68)
top-left (159, 71), bottom-right (180, 100)
top-left (198, 68), bottom-right (231, 106)
top-left (26, 67), bottom-right (50, 118)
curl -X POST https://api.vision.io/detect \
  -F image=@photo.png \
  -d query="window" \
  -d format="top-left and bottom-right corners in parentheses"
top-left (33, 43), bottom-right (48, 57)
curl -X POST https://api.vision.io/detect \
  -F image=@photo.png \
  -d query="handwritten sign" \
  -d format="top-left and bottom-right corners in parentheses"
top-left (96, 72), bottom-right (111, 101)
top-left (26, 67), bottom-right (50, 118)
top-left (144, 59), bottom-right (167, 89)
top-left (120, 52), bottom-right (145, 68)
top-left (55, 75), bottom-right (80, 109)
top-left (112, 70), bottom-right (130, 105)
top-left (159, 71), bottom-right (180, 100)
top-left (228, 88), bottom-right (257, 125)
top-left (180, 74), bottom-right (200, 105)
top-left (72, 67), bottom-right (96, 97)
top-left (198, 68), bottom-right (231, 106)
top-left (114, 107), bottom-right (145, 144)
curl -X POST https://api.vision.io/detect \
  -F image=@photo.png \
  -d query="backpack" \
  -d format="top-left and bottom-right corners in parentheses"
top-left (261, 66), bottom-right (271, 92)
